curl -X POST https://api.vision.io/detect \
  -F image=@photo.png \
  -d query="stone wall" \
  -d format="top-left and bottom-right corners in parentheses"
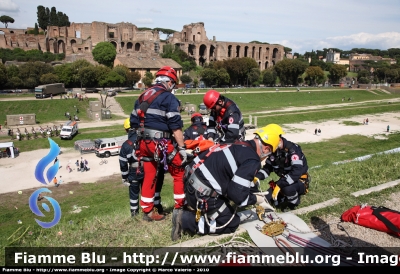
top-left (0, 22), bottom-right (285, 69)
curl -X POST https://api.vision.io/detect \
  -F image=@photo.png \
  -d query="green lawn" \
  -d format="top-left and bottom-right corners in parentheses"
top-left (1, 88), bottom-right (400, 264)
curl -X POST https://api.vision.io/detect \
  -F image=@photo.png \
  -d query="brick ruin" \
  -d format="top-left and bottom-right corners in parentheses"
top-left (0, 22), bottom-right (285, 69)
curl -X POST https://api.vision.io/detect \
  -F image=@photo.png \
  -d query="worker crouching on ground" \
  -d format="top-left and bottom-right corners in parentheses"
top-left (254, 124), bottom-right (310, 211)
top-left (171, 126), bottom-right (279, 241)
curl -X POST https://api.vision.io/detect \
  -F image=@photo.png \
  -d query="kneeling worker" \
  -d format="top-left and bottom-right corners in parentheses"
top-left (254, 124), bottom-right (310, 211)
top-left (171, 126), bottom-right (279, 241)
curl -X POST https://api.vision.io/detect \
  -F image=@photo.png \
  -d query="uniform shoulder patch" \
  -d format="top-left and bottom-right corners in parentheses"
top-left (228, 117), bottom-right (234, 124)
top-left (291, 154), bottom-right (299, 161)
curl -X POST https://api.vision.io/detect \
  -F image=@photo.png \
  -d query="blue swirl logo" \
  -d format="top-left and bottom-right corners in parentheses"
top-left (29, 138), bottom-right (62, 228)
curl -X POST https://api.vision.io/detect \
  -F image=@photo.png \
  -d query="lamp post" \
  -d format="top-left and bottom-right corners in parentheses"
top-left (76, 69), bottom-right (82, 92)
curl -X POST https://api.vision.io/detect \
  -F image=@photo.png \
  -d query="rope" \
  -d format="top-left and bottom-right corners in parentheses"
top-left (204, 206), bottom-right (237, 230)
top-left (284, 219), bottom-right (353, 247)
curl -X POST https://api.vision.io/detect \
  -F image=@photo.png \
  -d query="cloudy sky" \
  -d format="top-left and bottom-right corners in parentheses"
top-left (1, 0), bottom-right (400, 54)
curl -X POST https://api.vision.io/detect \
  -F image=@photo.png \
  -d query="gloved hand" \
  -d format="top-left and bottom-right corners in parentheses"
top-left (253, 177), bottom-right (260, 185)
top-left (178, 146), bottom-right (187, 166)
top-left (272, 185), bottom-right (281, 201)
top-left (122, 179), bottom-right (130, 187)
top-left (255, 195), bottom-right (275, 212)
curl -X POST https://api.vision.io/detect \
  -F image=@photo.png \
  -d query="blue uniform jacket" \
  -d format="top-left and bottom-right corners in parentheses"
top-left (130, 84), bottom-right (183, 132)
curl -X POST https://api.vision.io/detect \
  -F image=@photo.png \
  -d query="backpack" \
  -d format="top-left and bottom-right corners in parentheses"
top-left (341, 204), bottom-right (400, 237)
top-left (137, 88), bottom-right (166, 134)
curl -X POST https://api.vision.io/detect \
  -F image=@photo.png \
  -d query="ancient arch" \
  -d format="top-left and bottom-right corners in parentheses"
top-left (258, 47), bottom-right (262, 60)
top-left (264, 61), bottom-right (269, 70)
top-left (70, 39), bottom-right (76, 53)
top-left (244, 46), bottom-right (248, 57)
top-left (111, 41), bottom-right (117, 48)
top-left (228, 45), bottom-right (232, 58)
top-left (265, 47), bottom-right (270, 59)
top-left (127, 42), bottom-right (133, 51)
top-left (48, 38), bottom-right (57, 53)
top-left (209, 45), bottom-right (216, 62)
top-left (235, 45), bottom-right (241, 58)
top-left (188, 44), bottom-right (196, 57)
top-left (58, 40), bottom-right (65, 53)
top-left (252, 46), bottom-right (255, 58)
top-left (199, 44), bottom-right (207, 66)
top-left (135, 43), bottom-right (140, 52)
top-left (272, 48), bottom-right (279, 58)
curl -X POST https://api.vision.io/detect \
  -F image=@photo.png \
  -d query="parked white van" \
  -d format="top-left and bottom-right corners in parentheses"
top-left (60, 121), bottom-right (78, 140)
top-left (94, 135), bottom-right (127, 158)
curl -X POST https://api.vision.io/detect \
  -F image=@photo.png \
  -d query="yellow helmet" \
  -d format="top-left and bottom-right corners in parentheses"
top-left (123, 118), bottom-right (130, 130)
top-left (254, 126), bottom-right (280, 152)
top-left (265, 123), bottom-right (285, 136)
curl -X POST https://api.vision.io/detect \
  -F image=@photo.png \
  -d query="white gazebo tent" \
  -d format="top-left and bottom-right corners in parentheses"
top-left (0, 142), bottom-right (15, 158)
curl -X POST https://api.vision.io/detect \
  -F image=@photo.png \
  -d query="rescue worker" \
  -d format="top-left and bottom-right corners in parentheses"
top-left (130, 66), bottom-right (187, 221)
top-left (171, 126), bottom-right (279, 241)
top-left (183, 112), bottom-right (209, 141)
top-left (255, 124), bottom-right (310, 211)
top-left (203, 90), bottom-right (245, 143)
top-left (119, 118), bottom-right (145, 217)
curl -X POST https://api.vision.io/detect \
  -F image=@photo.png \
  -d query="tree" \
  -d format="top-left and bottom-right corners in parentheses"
top-left (7, 76), bottom-right (23, 90)
top-left (37, 6), bottom-right (49, 31)
top-left (0, 15), bottom-right (15, 28)
top-left (126, 71), bottom-right (141, 87)
top-left (142, 71), bottom-right (154, 88)
top-left (92, 42), bottom-right (117, 68)
top-left (193, 78), bottom-right (199, 88)
top-left (273, 59), bottom-right (308, 86)
top-left (34, 23), bottom-right (39, 35)
top-left (216, 68), bottom-right (230, 87)
top-left (0, 63), bottom-right (7, 88)
top-left (40, 73), bottom-right (59, 84)
top-left (54, 63), bottom-right (75, 86)
top-left (49, 7), bottom-right (58, 26)
top-left (305, 66), bottom-right (325, 86)
top-left (328, 64), bottom-right (347, 84)
top-left (247, 68), bottom-right (261, 86)
top-left (200, 68), bottom-right (218, 87)
top-left (180, 74), bottom-right (192, 84)
top-left (261, 68), bottom-right (277, 86)
top-left (37, 5), bottom-right (70, 30)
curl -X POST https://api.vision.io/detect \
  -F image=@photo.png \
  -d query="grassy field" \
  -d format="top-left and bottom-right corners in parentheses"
top-left (1, 88), bottom-right (400, 265)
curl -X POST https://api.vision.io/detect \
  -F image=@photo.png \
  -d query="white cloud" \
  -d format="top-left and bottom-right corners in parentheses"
top-left (134, 18), bottom-right (153, 25)
top-left (0, 0), bottom-right (19, 12)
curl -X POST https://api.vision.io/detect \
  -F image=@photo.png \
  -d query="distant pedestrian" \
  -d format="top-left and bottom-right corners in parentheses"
top-left (366, 118), bottom-right (369, 125)
top-left (318, 128), bottom-right (321, 135)
top-left (50, 93), bottom-right (53, 99)
top-left (80, 160), bottom-right (85, 172)
top-left (387, 125), bottom-right (390, 132)
top-left (314, 128), bottom-right (317, 135)
top-left (53, 177), bottom-right (59, 187)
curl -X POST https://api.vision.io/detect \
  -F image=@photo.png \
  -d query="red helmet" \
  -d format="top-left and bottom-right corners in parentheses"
top-left (191, 112), bottom-right (203, 122)
top-left (156, 66), bottom-right (177, 83)
top-left (203, 90), bottom-right (220, 109)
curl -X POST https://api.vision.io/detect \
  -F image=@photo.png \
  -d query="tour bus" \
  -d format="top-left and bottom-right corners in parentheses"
top-left (35, 83), bottom-right (65, 99)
